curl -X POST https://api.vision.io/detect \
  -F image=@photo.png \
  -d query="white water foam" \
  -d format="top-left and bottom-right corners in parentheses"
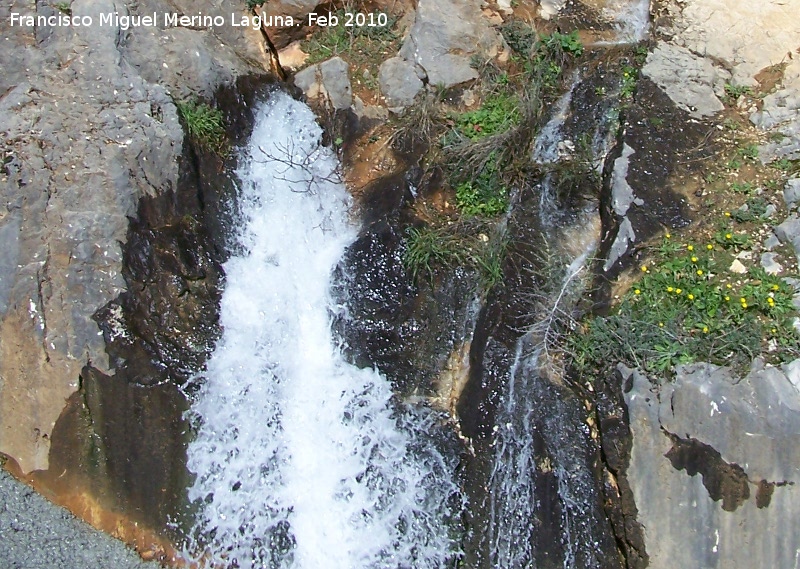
top-left (184, 92), bottom-right (461, 569)
top-left (602, 0), bottom-right (651, 44)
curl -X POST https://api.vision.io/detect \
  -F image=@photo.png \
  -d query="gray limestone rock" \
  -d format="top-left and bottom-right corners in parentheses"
top-left (622, 362), bottom-right (800, 569)
top-left (398, 0), bottom-right (502, 88)
top-left (294, 57), bottom-right (353, 110)
top-left (751, 60), bottom-right (800, 162)
top-left (379, 57), bottom-right (423, 108)
top-left (760, 252), bottom-right (782, 275)
top-left (763, 232), bottom-right (781, 251)
top-left (784, 178), bottom-right (800, 208)
top-left (774, 215), bottom-right (800, 264)
top-left (0, 0), bottom-right (259, 474)
top-left (642, 43), bottom-right (729, 118)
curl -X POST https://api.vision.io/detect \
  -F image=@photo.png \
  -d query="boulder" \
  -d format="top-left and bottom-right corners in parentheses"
top-left (751, 60), bottom-right (800, 162)
top-left (667, 0), bottom-right (799, 87)
top-left (294, 57), bottom-right (353, 110)
top-left (398, 0), bottom-right (502, 88)
top-left (0, 0), bottom-right (261, 537)
top-left (379, 57), bottom-right (424, 108)
top-left (784, 178), bottom-right (800, 209)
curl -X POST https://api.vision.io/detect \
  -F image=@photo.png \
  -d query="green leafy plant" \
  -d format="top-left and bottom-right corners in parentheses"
top-left (176, 99), bottom-right (226, 154)
top-left (620, 64), bottom-right (638, 99)
top-left (731, 197), bottom-right (767, 223)
top-left (737, 144), bottom-right (759, 161)
top-left (455, 93), bottom-right (520, 140)
top-left (724, 82), bottom-right (752, 102)
top-left (542, 31), bottom-right (584, 57)
top-left (454, 152), bottom-right (509, 216)
top-left (730, 181), bottom-right (755, 195)
top-left (54, 1), bottom-right (71, 14)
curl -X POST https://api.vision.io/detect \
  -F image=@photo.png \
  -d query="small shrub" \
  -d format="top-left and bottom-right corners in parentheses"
top-left (500, 20), bottom-right (537, 55)
top-left (176, 99), bottom-right (226, 154)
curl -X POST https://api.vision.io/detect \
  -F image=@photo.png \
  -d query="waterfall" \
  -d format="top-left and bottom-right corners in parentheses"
top-left (184, 92), bottom-right (463, 569)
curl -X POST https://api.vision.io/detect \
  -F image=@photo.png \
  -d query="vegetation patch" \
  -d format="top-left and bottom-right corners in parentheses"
top-left (403, 222), bottom-right (508, 292)
top-left (176, 99), bottom-right (226, 155)
top-left (569, 233), bottom-right (799, 380)
top-left (300, 8), bottom-right (399, 100)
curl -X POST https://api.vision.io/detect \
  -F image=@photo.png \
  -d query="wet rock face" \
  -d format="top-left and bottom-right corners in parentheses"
top-left (39, 77), bottom-right (278, 536)
top-left (621, 362), bottom-right (800, 569)
top-left (332, 174), bottom-right (477, 397)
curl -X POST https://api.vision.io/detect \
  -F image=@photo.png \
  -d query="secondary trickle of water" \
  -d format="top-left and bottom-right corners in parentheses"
top-left (184, 92), bottom-right (462, 569)
top-left (605, 0), bottom-right (650, 43)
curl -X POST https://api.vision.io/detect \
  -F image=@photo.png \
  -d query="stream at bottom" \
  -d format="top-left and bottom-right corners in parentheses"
top-left (182, 92), bottom-right (463, 569)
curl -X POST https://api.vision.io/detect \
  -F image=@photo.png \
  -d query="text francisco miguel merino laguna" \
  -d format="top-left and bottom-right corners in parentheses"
top-left (9, 11), bottom-right (304, 30)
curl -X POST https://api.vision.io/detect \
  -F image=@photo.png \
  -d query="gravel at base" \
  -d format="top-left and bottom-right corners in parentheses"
top-left (0, 469), bottom-right (162, 569)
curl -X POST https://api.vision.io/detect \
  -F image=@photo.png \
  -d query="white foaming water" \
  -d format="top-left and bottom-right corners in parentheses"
top-left (185, 93), bottom-right (461, 569)
top-left (603, 0), bottom-right (651, 44)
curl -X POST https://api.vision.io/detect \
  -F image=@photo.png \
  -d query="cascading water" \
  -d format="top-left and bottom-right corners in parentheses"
top-left (184, 92), bottom-right (463, 569)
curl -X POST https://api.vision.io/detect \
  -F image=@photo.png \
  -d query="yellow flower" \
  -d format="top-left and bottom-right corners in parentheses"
top-left (665, 233), bottom-right (671, 239)
top-left (634, 289), bottom-right (641, 295)
top-left (641, 266), bottom-right (648, 272)
top-left (659, 322), bottom-right (664, 327)
top-left (772, 328), bottom-right (778, 333)
top-left (676, 288), bottom-right (683, 294)
top-left (703, 326), bottom-right (709, 333)
top-left (688, 293), bottom-right (695, 300)
top-left (740, 297), bottom-right (747, 303)
top-left (706, 244), bottom-right (713, 250)
top-left (691, 256), bottom-right (698, 262)
top-left (724, 296), bottom-right (730, 301)
top-left (724, 212), bottom-right (731, 217)
top-left (726, 233), bottom-right (732, 239)
top-left (726, 284), bottom-right (732, 289)
top-left (687, 245), bottom-right (694, 251)
top-left (667, 286), bottom-right (674, 292)
top-left (767, 297), bottom-right (775, 304)
top-left (772, 284), bottom-right (780, 291)
top-left (697, 269), bottom-right (703, 275)
top-left (742, 302), bottom-right (748, 309)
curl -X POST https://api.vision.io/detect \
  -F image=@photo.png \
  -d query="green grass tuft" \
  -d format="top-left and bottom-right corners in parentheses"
top-left (176, 99), bottom-right (227, 155)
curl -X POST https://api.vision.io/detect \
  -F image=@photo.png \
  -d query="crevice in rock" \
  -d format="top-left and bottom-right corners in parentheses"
top-left (595, 367), bottom-right (649, 568)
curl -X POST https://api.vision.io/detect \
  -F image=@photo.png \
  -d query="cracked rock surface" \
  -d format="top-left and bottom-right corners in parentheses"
top-left (621, 362), bottom-right (800, 569)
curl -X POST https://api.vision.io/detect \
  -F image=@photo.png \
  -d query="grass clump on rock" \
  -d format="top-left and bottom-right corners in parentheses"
top-left (176, 99), bottom-right (227, 155)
